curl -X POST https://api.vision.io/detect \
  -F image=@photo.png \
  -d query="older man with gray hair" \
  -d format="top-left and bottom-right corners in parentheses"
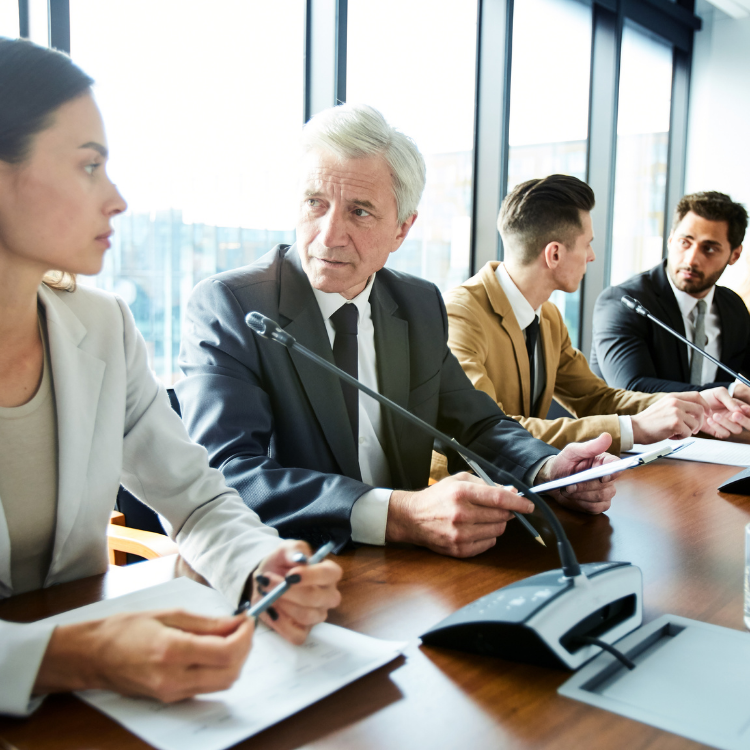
top-left (177, 103), bottom-right (619, 559)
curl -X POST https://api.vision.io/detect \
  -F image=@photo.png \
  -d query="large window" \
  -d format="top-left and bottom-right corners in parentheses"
top-left (346, 0), bottom-right (478, 293)
top-left (507, 0), bottom-right (592, 347)
top-left (609, 22), bottom-right (673, 286)
top-left (0, 1), bottom-right (18, 37)
top-left (71, 0), bottom-right (305, 383)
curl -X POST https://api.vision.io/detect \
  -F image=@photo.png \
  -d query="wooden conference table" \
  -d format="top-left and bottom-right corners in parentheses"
top-left (2, 458), bottom-right (750, 750)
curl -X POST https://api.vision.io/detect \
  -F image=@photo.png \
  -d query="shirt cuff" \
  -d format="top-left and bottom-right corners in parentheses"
top-left (729, 380), bottom-right (738, 397)
top-left (350, 488), bottom-right (391, 546)
top-left (618, 416), bottom-right (634, 452)
top-left (0, 620), bottom-right (56, 717)
top-left (526, 455), bottom-right (556, 486)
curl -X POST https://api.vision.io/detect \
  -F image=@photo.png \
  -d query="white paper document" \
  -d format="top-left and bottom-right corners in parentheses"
top-left (42, 578), bottom-right (406, 750)
top-left (528, 443), bottom-right (679, 494)
top-left (625, 436), bottom-right (750, 467)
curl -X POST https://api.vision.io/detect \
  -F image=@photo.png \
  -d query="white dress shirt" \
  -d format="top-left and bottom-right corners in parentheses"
top-left (666, 275), bottom-right (721, 385)
top-left (496, 264), bottom-right (635, 451)
top-left (311, 276), bottom-right (392, 545)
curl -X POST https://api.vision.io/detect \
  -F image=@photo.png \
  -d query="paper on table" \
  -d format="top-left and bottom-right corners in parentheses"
top-left (625, 436), bottom-right (750, 467)
top-left (43, 578), bottom-right (406, 750)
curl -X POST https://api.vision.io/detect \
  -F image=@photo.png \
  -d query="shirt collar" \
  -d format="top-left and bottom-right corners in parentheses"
top-left (495, 263), bottom-right (542, 330)
top-left (666, 272), bottom-right (715, 319)
top-left (311, 273), bottom-right (376, 323)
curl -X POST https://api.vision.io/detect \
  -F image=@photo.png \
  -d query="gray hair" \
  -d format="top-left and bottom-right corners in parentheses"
top-left (301, 103), bottom-right (426, 224)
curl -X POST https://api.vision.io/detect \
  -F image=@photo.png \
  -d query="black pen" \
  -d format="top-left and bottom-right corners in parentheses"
top-left (234, 540), bottom-right (336, 617)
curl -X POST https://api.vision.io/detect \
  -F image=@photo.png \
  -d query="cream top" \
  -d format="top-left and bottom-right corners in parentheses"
top-left (0, 313), bottom-right (59, 594)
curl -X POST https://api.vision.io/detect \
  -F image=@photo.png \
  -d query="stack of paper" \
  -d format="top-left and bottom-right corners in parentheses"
top-left (43, 578), bottom-right (406, 750)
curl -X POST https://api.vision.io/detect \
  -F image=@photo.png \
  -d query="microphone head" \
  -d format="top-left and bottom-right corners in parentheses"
top-left (621, 296), bottom-right (648, 317)
top-left (245, 311), bottom-right (272, 337)
top-left (245, 312), bottom-right (296, 348)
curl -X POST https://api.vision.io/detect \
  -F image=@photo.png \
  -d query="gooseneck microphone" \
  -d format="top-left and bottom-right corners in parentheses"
top-left (620, 296), bottom-right (750, 388)
top-left (246, 311), bottom-right (579, 577)
top-left (246, 310), bottom-right (644, 671)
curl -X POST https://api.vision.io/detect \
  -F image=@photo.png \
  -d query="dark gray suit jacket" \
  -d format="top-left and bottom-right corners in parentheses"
top-left (590, 260), bottom-right (750, 392)
top-left (176, 245), bottom-right (558, 550)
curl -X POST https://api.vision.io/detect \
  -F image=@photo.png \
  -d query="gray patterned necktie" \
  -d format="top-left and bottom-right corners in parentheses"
top-left (689, 299), bottom-right (708, 385)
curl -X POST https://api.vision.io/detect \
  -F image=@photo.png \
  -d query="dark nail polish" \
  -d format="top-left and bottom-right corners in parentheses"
top-left (255, 574), bottom-right (270, 587)
top-left (285, 573), bottom-right (302, 585)
top-left (291, 552), bottom-right (308, 564)
top-left (257, 587), bottom-right (267, 597)
top-left (267, 606), bottom-right (279, 621)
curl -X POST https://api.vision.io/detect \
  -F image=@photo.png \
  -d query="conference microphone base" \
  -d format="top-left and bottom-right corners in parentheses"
top-left (420, 561), bottom-right (643, 670)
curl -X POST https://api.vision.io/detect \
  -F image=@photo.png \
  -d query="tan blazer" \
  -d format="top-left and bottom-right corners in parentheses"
top-left (437, 262), bottom-right (662, 467)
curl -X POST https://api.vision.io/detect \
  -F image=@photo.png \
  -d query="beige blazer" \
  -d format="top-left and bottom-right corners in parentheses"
top-left (440, 262), bottom-right (661, 458)
top-left (0, 284), bottom-right (281, 717)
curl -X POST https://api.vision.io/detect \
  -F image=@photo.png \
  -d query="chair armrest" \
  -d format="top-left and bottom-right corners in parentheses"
top-left (107, 525), bottom-right (179, 561)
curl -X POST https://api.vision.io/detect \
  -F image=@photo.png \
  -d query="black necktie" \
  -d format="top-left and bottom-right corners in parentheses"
top-left (525, 315), bottom-right (540, 413)
top-left (330, 304), bottom-right (359, 446)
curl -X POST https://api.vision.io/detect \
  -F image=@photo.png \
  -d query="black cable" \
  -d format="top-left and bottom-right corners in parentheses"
top-left (577, 636), bottom-right (636, 670)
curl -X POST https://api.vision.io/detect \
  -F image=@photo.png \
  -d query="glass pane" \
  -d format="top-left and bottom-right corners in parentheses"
top-left (0, 0), bottom-right (19, 38)
top-left (70, 0), bottom-right (304, 383)
top-left (609, 22), bottom-right (673, 287)
top-left (507, 0), bottom-right (592, 348)
top-left (346, 0), bottom-right (478, 292)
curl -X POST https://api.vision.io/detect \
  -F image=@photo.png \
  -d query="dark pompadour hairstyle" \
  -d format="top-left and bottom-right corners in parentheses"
top-left (672, 191), bottom-right (748, 250)
top-left (498, 174), bottom-right (595, 265)
top-left (0, 37), bottom-right (93, 164)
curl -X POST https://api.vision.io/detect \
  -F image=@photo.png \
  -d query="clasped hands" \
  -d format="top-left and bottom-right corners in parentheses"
top-left (33, 540), bottom-right (342, 703)
top-left (386, 432), bottom-right (618, 558)
top-left (631, 387), bottom-right (750, 443)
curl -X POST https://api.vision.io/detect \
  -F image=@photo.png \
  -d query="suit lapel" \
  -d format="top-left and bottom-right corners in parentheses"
top-left (370, 278), bottom-right (410, 485)
top-left (714, 288), bottom-right (732, 362)
top-left (278, 249), bottom-right (361, 481)
top-left (481, 264), bottom-right (533, 415)
top-left (38, 286), bottom-right (105, 579)
top-left (653, 262), bottom-right (690, 379)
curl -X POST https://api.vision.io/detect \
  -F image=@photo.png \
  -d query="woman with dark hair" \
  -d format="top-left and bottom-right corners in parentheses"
top-left (0, 37), bottom-right (342, 716)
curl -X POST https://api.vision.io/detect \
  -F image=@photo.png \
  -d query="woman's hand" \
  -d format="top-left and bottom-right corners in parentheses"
top-left (251, 540), bottom-right (343, 645)
top-left (34, 609), bottom-right (255, 701)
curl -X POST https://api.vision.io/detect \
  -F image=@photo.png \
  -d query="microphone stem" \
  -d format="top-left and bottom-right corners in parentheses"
top-left (288, 340), bottom-right (581, 577)
top-left (643, 312), bottom-right (750, 388)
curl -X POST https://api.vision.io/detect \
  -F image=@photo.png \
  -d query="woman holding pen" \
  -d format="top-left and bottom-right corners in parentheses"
top-left (0, 37), bottom-right (341, 717)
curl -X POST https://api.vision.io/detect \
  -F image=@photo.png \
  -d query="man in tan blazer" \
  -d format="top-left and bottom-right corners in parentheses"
top-left (433, 175), bottom-right (750, 478)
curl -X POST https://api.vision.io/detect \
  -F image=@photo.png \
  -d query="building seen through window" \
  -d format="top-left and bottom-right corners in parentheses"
top-left (347, 0), bottom-right (478, 294)
top-left (609, 22), bottom-right (673, 286)
top-left (70, 0), bottom-right (304, 383)
top-left (0, 2), bottom-right (19, 37)
top-left (507, 0), bottom-right (592, 347)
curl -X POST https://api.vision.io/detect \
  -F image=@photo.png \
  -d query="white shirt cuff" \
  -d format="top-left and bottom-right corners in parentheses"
top-left (527, 455), bottom-right (556, 486)
top-left (618, 416), bottom-right (634, 452)
top-left (729, 380), bottom-right (738, 397)
top-left (350, 488), bottom-right (391, 546)
top-left (0, 620), bottom-right (56, 717)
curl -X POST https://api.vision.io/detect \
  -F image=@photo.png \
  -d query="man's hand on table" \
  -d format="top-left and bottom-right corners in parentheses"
top-left (534, 433), bottom-right (619, 514)
top-left (631, 393), bottom-right (705, 444)
top-left (697, 386), bottom-right (750, 438)
top-left (385, 473), bottom-right (535, 558)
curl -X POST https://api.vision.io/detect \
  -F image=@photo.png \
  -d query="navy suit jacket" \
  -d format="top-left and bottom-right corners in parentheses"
top-left (176, 245), bottom-right (558, 550)
top-left (590, 260), bottom-right (750, 392)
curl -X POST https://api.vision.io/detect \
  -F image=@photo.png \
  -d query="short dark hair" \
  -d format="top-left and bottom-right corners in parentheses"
top-left (672, 191), bottom-right (748, 250)
top-left (0, 37), bottom-right (93, 164)
top-left (498, 175), bottom-right (595, 265)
